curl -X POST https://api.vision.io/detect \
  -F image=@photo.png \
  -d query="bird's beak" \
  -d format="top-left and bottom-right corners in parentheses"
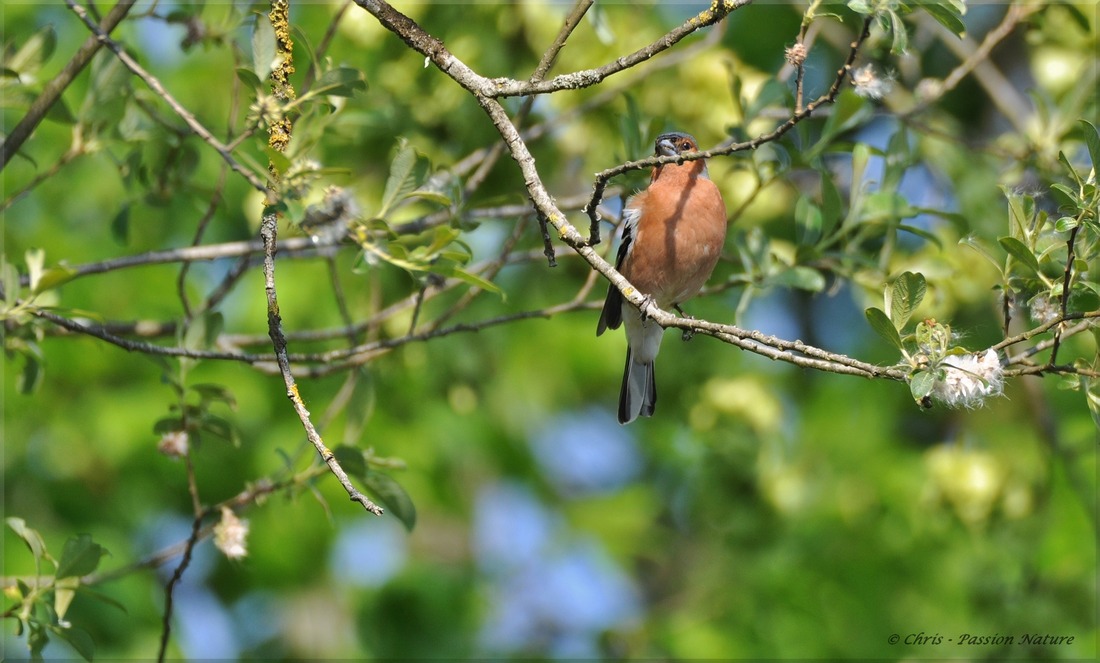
top-left (656, 138), bottom-right (678, 157)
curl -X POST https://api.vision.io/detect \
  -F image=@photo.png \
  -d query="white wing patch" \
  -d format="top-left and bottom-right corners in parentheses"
top-left (615, 205), bottom-right (643, 268)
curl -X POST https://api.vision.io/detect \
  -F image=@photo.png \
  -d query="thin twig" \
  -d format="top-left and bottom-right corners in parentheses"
top-left (302, 0), bottom-right (353, 93)
top-left (327, 255), bottom-right (362, 347)
top-left (21, 236), bottom-right (325, 287)
top-left (428, 218), bottom-right (529, 330)
top-left (178, 163), bottom-right (230, 320)
top-left (584, 16), bottom-right (873, 236)
top-left (199, 254), bottom-right (254, 315)
top-left (1010, 319), bottom-right (1095, 362)
top-left (905, 3), bottom-right (1039, 126)
top-left (33, 309), bottom-right (269, 363)
top-left (156, 449), bottom-right (203, 663)
top-left (1, 143), bottom-right (84, 213)
top-left (1049, 224), bottom-right (1082, 366)
top-left (260, 212), bottom-right (384, 514)
top-left (992, 309), bottom-right (1100, 353)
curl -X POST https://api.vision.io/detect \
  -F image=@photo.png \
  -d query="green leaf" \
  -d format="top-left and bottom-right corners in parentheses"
top-left (444, 265), bottom-right (504, 296)
top-left (818, 167), bottom-right (843, 233)
top-left (744, 78), bottom-right (791, 123)
top-left (24, 248), bottom-right (45, 293)
top-left (883, 126), bottom-right (911, 190)
top-left (1078, 281), bottom-right (1100, 300)
top-left (1082, 377), bottom-right (1100, 431)
top-left (111, 204), bottom-right (130, 245)
top-left (897, 223), bottom-right (944, 248)
top-left (199, 414), bottom-right (239, 445)
top-left (49, 624), bottom-right (95, 662)
top-left (189, 383), bottom-right (237, 408)
top-left (379, 139), bottom-right (421, 219)
top-left (1049, 182), bottom-right (1076, 209)
top-left (2, 256), bottom-right (22, 307)
top-left (916, 0), bottom-right (967, 37)
top-left (251, 13), bottom-right (277, 81)
top-left (311, 66), bottom-right (367, 98)
top-left (153, 417), bottom-right (185, 434)
top-left (186, 311), bottom-right (223, 350)
top-left (235, 66), bottom-right (263, 91)
top-left (1081, 119), bottom-right (1100, 171)
top-left (586, 2), bottom-right (614, 44)
top-left (32, 266), bottom-right (77, 295)
top-left (889, 271), bottom-right (926, 331)
top-left (887, 10), bottom-right (909, 54)
top-left (768, 266), bottom-right (826, 292)
top-left (1002, 186), bottom-right (1032, 235)
top-left (6, 517), bottom-right (50, 566)
top-left (71, 585), bottom-right (128, 615)
top-left (46, 97), bottom-right (76, 125)
top-left (19, 353), bottom-right (42, 394)
top-left (1058, 150), bottom-right (1084, 189)
top-left (865, 307), bottom-right (903, 350)
top-left (850, 143), bottom-right (870, 200)
top-left (909, 370), bottom-right (936, 403)
top-left (83, 50), bottom-right (130, 127)
top-left (795, 195), bottom-right (822, 246)
top-left (364, 471), bottom-right (417, 531)
top-left (1054, 216), bottom-right (1079, 233)
top-left (56, 534), bottom-right (108, 579)
top-left (54, 576), bottom-right (79, 622)
top-left (847, 0), bottom-right (874, 15)
top-left (333, 444), bottom-right (368, 480)
top-left (998, 236), bottom-right (1042, 275)
top-left (959, 235), bottom-right (1005, 277)
top-left (861, 191), bottom-right (919, 223)
top-left (402, 189), bottom-right (453, 207)
top-left (9, 25), bottom-right (57, 76)
top-left (28, 620), bottom-right (48, 658)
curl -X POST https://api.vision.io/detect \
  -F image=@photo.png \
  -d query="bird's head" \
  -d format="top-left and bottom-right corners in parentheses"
top-left (655, 132), bottom-right (699, 157)
top-left (653, 132), bottom-right (707, 179)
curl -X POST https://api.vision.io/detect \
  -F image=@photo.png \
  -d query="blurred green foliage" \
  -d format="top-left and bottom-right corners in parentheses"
top-left (2, 1), bottom-right (1097, 661)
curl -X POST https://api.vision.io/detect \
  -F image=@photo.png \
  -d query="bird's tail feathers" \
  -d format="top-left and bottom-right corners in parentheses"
top-left (618, 349), bottom-right (656, 424)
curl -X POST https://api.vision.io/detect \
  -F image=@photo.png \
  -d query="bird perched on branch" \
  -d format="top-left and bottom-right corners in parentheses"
top-left (597, 132), bottom-right (728, 424)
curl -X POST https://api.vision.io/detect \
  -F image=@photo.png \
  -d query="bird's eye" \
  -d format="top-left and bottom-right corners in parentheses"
top-left (681, 141), bottom-right (692, 151)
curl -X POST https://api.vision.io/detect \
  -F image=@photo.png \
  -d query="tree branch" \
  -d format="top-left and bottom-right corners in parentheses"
top-left (352, 0), bottom-right (749, 99)
top-left (64, 0), bottom-right (269, 194)
top-left (260, 211), bottom-right (384, 515)
top-left (1, 0), bottom-right (136, 171)
top-left (584, 16), bottom-right (873, 243)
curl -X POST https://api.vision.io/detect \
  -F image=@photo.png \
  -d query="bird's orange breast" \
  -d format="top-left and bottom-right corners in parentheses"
top-left (621, 166), bottom-right (727, 307)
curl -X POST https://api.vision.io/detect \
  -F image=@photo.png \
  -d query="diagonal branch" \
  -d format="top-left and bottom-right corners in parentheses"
top-left (64, 0), bottom-right (269, 194)
top-left (1, 0), bottom-right (136, 171)
top-left (354, 3), bottom-right (899, 385)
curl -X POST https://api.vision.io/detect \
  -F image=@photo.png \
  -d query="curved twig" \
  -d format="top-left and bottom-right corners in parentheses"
top-left (584, 16), bottom-right (873, 244)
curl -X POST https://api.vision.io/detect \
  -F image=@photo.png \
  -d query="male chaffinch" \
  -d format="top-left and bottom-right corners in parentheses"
top-left (597, 132), bottom-right (728, 424)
